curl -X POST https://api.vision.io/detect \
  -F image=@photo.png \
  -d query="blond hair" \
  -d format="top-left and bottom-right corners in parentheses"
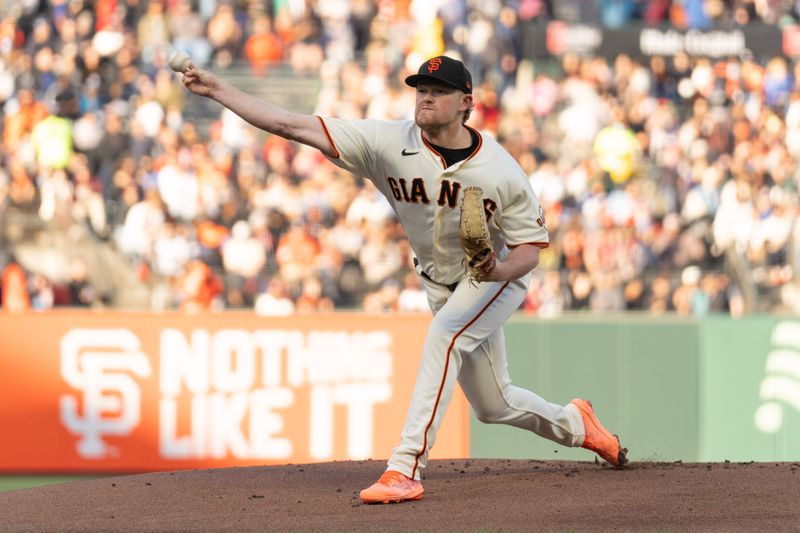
top-left (462, 97), bottom-right (475, 124)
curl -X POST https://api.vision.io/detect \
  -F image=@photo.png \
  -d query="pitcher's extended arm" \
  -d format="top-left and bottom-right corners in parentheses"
top-left (180, 64), bottom-right (334, 157)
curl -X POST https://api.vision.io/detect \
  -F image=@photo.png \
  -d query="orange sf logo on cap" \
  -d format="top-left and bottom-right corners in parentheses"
top-left (427, 58), bottom-right (442, 73)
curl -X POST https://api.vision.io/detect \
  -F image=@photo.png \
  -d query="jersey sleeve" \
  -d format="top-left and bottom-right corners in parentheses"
top-left (501, 178), bottom-right (550, 249)
top-left (316, 116), bottom-right (382, 179)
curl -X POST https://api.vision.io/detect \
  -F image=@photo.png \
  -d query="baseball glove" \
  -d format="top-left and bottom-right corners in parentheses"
top-left (460, 186), bottom-right (496, 283)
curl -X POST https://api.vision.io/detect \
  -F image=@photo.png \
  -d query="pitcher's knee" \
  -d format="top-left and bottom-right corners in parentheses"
top-left (473, 404), bottom-right (508, 424)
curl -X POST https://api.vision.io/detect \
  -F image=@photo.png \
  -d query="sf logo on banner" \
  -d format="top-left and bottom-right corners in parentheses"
top-left (60, 329), bottom-right (151, 458)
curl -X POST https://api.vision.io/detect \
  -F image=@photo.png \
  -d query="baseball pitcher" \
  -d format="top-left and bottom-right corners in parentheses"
top-left (177, 54), bottom-right (628, 504)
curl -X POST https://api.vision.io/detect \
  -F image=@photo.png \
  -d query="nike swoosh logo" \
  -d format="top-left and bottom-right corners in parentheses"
top-left (401, 149), bottom-right (419, 156)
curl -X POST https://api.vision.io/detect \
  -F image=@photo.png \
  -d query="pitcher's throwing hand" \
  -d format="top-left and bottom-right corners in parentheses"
top-left (176, 62), bottom-right (219, 99)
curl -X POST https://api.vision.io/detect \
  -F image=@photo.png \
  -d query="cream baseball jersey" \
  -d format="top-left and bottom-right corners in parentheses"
top-left (317, 117), bottom-right (549, 285)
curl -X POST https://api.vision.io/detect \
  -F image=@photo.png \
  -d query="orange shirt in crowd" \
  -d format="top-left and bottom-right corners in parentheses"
top-left (2, 263), bottom-right (30, 312)
top-left (244, 30), bottom-right (284, 74)
top-left (95, 0), bottom-right (117, 31)
top-left (3, 97), bottom-right (48, 151)
top-left (195, 219), bottom-right (230, 250)
top-left (179, 260), bottom-right (223, 312)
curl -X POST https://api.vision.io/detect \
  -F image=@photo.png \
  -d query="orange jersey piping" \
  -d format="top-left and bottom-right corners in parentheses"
top-left (315, 116), bottom-right (340, 158)
top-left (421, 133), bottom-right (447, 169)
top-left (420, 126), bottom-right (483, 169)
top-left (463, 124), bottom-right (483, 163)
top-left (508, 242), bottom-right (550, 249)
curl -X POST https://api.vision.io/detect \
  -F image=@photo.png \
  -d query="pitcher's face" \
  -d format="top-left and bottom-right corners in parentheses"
top-left (414, 81), bottom-right (471, 129)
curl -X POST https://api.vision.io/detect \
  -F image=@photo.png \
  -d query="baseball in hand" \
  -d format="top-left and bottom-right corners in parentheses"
top-left (168, 51), bottom-right (192, 73)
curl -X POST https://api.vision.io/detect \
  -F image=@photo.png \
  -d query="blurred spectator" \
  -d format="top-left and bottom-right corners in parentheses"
top-left (647, 272), bottom-right (674, 314)
top-left (194, 216), bottom-right (229, 267)
top-left (568, 271), bottom-right (594, 311)
top-left (29, 273), bottom-right (54, 310)
top-left (222, 220), bottom-right (266, 278)
top-left (67, 258), bottom-right (97, 308)
top-left (275, 222), bottom-right (320, 289)
top-left (601, 0), bottom-right (637, 28)
top-left (153, 221), bottom-right (194, 278)
top-left (206, 3), bottom-right (241, 68)
top-left (255, 277), bottom-right (295, 316)
top-left (1, 257), bottom-right (30, 312)
top-left (38, 167), bottom-right (73, 226)
top-left (672, 264), bottom-right (703, 315)
top-left (359, 224), bottom-right (404, 289)
top-left (295, 276), bottom-right (333, 312)
top-left (590, 272), bottom-right (626, 312)
top-left (137, 0), bottom-right (171, 65)
top-left (71, 155), bottom-right (108, 238)
top-left (178, 259), bottom-right (223, 312)
top-left (623, 278), bottom-right (646, 310)
top-left (397, 271), bottom-right (429, 312)
top-left (116, 188), bottom-right (166, 261)
top-left (537, 270), bottom-right (571, 318)
top-left (363, 279), bottom-right (401, 313)
top-left (764, 57), bottom-right (792, 108)
top-left (30, 102), bottom-right (72, 170)
top-left (523, 274), bottom-right (543, 314)
top-left (72, 111), bottom-right (103, 154)
top-left (156, 151), bottom-right (199, 221)
top-left (169, 0), bottom-right (212, 67)
top-left (592, 107), bottom-right (640, 185)
top-left (3, 88), bottom-right (47, 152)
top-left (221, 219), bottom-right (266, 306)
top-left (244, 14), bottom-right (285, 76)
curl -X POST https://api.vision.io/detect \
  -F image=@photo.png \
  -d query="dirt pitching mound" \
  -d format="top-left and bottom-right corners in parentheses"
top-left (1, 459), bottom-right (798, 532)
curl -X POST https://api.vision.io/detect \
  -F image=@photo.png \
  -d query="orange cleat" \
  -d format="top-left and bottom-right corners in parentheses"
top-left (571, 398), bottom-right (628, 468)
top-left (359, 470), bottom-right (424, 504)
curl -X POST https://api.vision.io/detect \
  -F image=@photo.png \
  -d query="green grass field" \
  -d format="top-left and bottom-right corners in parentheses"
top-left (0, 476), bottom-right (102, 492)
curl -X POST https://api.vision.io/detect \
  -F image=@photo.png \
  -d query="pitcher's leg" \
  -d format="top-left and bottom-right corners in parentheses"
top-left (458, 329), bottom-right (584, 447)
top-left (387, 318), bottom-right (461, 480)
top-left (387, 280), bottom-right (521, 479)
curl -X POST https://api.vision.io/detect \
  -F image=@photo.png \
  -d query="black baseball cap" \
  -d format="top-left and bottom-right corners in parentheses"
top-left (405, 56), bottom-right (473, 94)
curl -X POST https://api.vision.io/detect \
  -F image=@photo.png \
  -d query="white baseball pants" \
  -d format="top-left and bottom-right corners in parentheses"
top-left (387, 274), bottom-right (585, 480)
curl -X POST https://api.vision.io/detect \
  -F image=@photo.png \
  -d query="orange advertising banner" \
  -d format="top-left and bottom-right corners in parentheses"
top-left (0, 311), bottom-right (469, 472)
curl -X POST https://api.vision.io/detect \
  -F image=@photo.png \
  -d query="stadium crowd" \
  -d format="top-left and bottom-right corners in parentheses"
top-left (1, 0), bottom-right (798, 316)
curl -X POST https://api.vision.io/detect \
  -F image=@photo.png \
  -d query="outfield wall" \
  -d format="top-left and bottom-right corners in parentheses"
top-left (1, 311), bottom-right (798, 472)
top-left (470, 315), bottom-right (800, 462)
